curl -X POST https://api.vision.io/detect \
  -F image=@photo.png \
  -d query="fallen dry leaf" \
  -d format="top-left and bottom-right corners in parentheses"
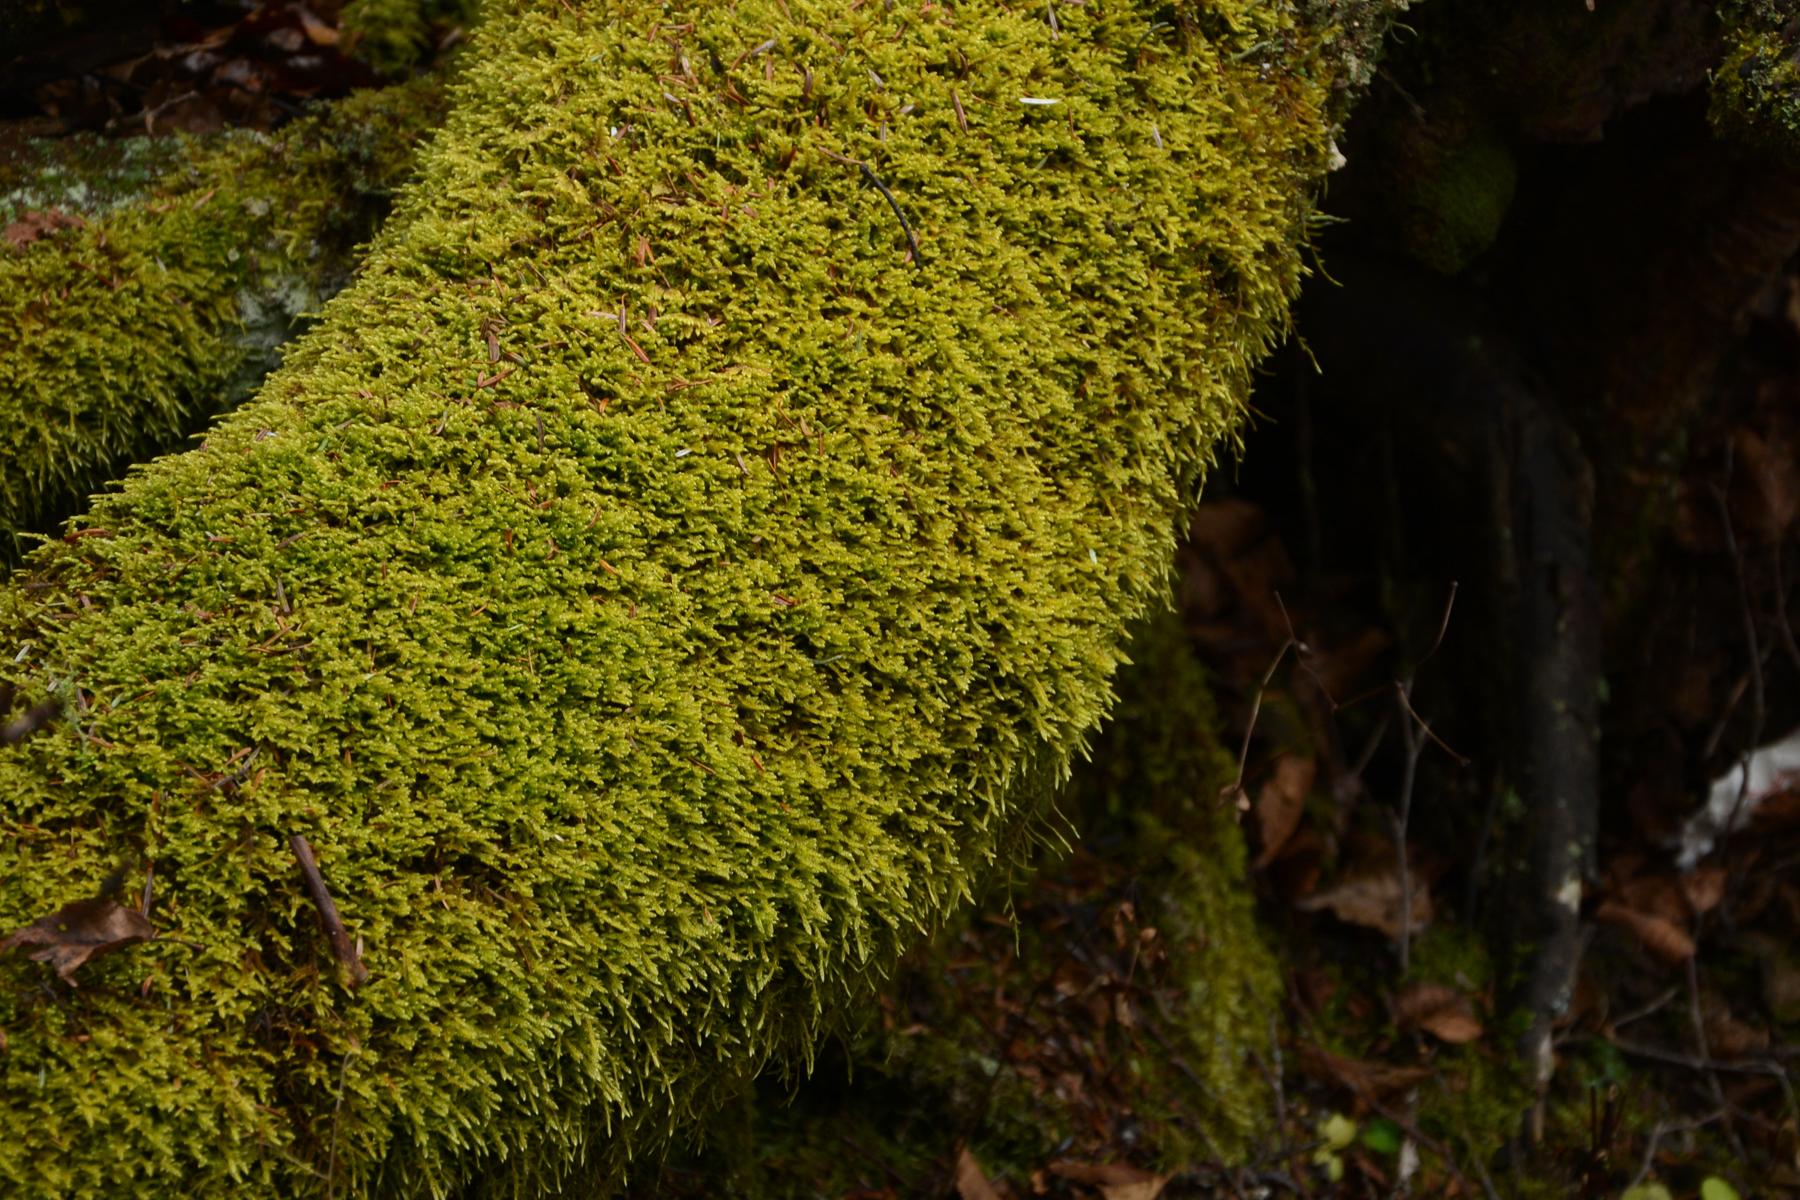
top-left (1185, 498), bottom-right (1297, 639)
top-left (1050, 1162), bottom-right (1168, 1199)
top-left (1614, 872), bottom-right (1693, 927)
top-left (4, 208), bottom-right (83, 251)
top-left (1, 897), bottom-right (154, 983)
top-left (1308, 627), bottom-right (1393, 704)
top-left (1680, 865), bottom-right (1727, 916)
top-left (1103, 1180), bottom-right (1168, 1200)
top-left (1765, 950), bottom-right (1800, 1023)
top-left (955, 1146), bottom-right (1004, 1200)
top-left (1595, 899), bottom-right (1695, 963)
top-left (1395, 983), bottom-right (1484, 1044)
top-left (1296, 870), bottom-right (1432, 940)
top-left (1299, 1041), bottom-right (1434, 1099)
top-left (1187, 499), bottom-right (1271, 561)
top-left (296, 7), bottom-right (340, 45)
top-left (1729, 426), bottom-right (1800, 541)
top-left (1255, 754), bottom-right (1316, 868)
top-left (1702, 996), bottom-right (1769, 1059)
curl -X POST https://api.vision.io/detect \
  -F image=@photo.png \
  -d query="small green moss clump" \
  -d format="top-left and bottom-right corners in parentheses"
top-left (1397, 129), bottom-right (1517, 276)
top-left (0, 78), bottom-right (448, 559)
top-left (1711, 1), bottom-right (1800, 166)
top-left (341, 0), bottom-right (483, 75)
top-left (0, 1), bottom-right (1349, 1195)
top-left (1091, 618), bottom-right (1283, 1163)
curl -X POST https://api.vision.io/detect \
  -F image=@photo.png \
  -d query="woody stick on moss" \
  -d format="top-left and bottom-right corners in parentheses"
top-left (0, 1), bottom-right (1402, 1196)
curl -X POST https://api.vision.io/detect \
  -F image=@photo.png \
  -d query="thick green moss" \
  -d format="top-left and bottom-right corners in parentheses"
top-left (1090, 617), bottom-right (1282, 1162)
top-left (0, 1), bottom-right (1351, 1195)
top-left (653, 615), bottom-right (1279, 1196)
top-left (0, 78), bottom-right (447, 559)
top-left (1711, 1), bottom-right (1800, 165)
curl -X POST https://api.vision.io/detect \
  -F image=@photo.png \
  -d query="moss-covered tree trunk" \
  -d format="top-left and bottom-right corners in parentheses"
top-left (0, 1), bottom-right (1391, 1195)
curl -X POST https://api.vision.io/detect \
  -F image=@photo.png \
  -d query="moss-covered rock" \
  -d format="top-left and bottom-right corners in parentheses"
top-left (0, 0), bottom-right (1371, 1195)
top-left (0, 77), bottom-right (449, 560)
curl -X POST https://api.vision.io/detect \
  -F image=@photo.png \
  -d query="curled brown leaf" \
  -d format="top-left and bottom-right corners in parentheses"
top-left (3, 209), bottom-right (83, 252)
top-left (1, 897), bottom-right (153, 984)
top-left (1255, 753), bottom-right (1316, 868)
top-left (1594, 899), bottom-right (1695, 963)
top-left (954, 1146), bottom-right (1004, 1200)
top-left (1050, 1162), bottom-right (1169, 1199)
top-left (1299, 1041), bottom-right (1435, 1099)
top-left (1296, 870), bottom-right (1433, 940)
top-left (1395, 983), bottom-right (1484, 1044)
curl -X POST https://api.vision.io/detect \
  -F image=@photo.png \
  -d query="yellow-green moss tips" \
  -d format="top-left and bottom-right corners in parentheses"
top-left (0, 79), bottom-right (447, 560)
top-left (0, 1), bottom-right (1362, 1195)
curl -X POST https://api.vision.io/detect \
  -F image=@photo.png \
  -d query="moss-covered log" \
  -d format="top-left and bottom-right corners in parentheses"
top-left (654, 613), bottom-right (1280, 1196)
top-left (0, 1), bottom-right (1376, 1195)
top-left (0, 77), bottom-right (447, 559)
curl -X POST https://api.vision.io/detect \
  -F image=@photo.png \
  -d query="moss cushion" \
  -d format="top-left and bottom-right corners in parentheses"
top-left (0, 0), bottom-right (1347, 1194)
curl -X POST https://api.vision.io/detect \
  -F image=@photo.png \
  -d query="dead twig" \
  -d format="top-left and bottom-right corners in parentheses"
top-left (1392, 685), bottom-right (1425, 975)
top-left (817, 147), bottom-right (923, 268)
top-left (858, 163), bottom-right (923, 268)
top-left (1607, 1034), bottom-right (1793, 1078)
top-left (1228, 632), bottom-right (1297, 807)
top-left (1773, 539), bottom-right (1800, 679)
top-left (1686, 957), bottom-right (1748, 1160)
top-left (1626, 1110), bottom-right (1723, 1193)
top-left (1392, 583), bottom-right (1463, 974)
top-left (290, 834), bottom-right (369, 987)
top-left (1711, 471), bottom-right (1766, 848)
top-left (1607, 985), bottom-right (1681, 1033)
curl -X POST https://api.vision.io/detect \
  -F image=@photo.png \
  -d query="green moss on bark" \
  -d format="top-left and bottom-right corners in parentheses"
top-left (0, 78), bottom-right (448, 559)
top-left (0, 1), bottom-right (1354, 1195)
